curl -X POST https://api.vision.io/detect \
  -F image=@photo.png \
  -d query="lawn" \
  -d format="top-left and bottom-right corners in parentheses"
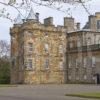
top-left (66, 92), bottom-right (100, 99)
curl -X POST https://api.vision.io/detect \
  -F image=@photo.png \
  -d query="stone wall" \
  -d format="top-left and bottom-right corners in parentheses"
top-left (10, 20), bottom-right (67, 84)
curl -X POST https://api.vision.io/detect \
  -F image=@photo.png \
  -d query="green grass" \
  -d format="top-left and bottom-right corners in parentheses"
top-left (66, 92), bottom-right (100, 99)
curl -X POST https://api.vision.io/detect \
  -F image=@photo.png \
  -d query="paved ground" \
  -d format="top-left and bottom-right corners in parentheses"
top-left (0, 84), bottom-right (100, 100)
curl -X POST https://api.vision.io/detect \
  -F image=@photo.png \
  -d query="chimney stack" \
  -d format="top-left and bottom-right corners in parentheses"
top-left (36, 13), bottom-right (39, 22)
top-left (64, 17), bottom-right (75, 32)
top-left (76, 23), bottom-right (80, 30)
top-left (44, 17), bottom-right (53, 26)
top-left (89, 15), bottom-right (97, 31)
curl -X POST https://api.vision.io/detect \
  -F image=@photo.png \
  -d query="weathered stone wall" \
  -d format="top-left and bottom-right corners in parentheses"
top-left (67, 31), bottom-right (100, 84)
top-left (23, 22), bottom-right (67, 84)
top-left (10, 20), bottom-right (67, 84)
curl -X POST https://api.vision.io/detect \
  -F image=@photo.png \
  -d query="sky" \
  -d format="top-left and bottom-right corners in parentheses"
top-left (0, 0), bottom-right (100, 42)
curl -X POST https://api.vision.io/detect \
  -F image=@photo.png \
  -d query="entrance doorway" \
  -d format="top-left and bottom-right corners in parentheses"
top-left (94, 74), bottom-right (100, 84)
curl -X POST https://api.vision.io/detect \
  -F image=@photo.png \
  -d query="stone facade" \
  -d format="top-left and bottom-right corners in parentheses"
top-left (10, 16), bottom-right (67, 84)
top-left (10, 10), bottom-right (100, 84)
top-left (83, 12), bottom-right (100, 31)
top-left (67, 31), bottom-right (100, 83)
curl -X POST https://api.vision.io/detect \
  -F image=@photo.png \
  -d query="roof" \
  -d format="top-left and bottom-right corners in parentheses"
top-left (14, 14), bottom-right (23, 24)
top-left (67, 29), bottom-right (100, 35)
top-left (27, 8), bottom-right (36, 20)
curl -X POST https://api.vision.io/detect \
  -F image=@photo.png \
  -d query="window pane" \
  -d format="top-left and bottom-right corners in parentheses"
top-left (97, 20), bottom-right (100, 29)
top-left (59, 61), bottom-right (63, 69)
top-left (28, 43), bottom-right (33, 52)
top-left (27, 59), bottom-right (32, 69)
top-left (44, 44), bottom-right (49, 52)
top-left (28, 32), bottom-right (33, 37)
top-left (44, 58), bottom-right (49, 69)
top-left (92, 57), bottom-right (96, 67)
top-left (59, 45), bottom-right (63, 53)
top-left (83, 57), bottom-right (87, 68)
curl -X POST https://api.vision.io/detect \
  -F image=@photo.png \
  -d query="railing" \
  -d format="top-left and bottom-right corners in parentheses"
top-left (67, 44), bottom-right (100, 53)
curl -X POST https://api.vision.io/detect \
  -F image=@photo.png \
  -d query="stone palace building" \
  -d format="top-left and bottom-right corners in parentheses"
top-left (10, 8), bottom-right (100, 84)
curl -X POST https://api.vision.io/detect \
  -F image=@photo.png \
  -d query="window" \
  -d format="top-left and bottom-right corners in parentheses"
top-left (87, 57), bottom-right (92, 67)
top-left (98, 37), bottom-right (100, 44)
top-left (76, 59), bottom-right (79, 68)
top-left (97, 20), bottom-right (100, 29)
top-left (68, 61), bottom-right (71, 68)
top-left (68, 56), bottom-right (72, 68)
top-left (87, 37), bottom-right (91, 45)
top-left (44, 44), bottom-right (49, 52)
top-left (68, 57), bottom-right (76, 68)
top-left (76, 76), bottom-right (79, 80)
top-left (68, 75), bottom-right (71, 80)
top-left (59, 44), bottom-right (63, 53)
top-left (59, 61), bottom-right (63, 69)
top-left (44, 58), bottom-right (49, 69)
top-left (28, 43), bottom-right (33, 52)
top-left (92, 57), bottom-right (96, 67)
top-left (92, 76), bottom-right (95, 80)
top-left (83, 57), bottom-right (87, 68)
top-left (77, 37), bottom-right (82, 47)
top-left (28, 31), bottom-right (33, 37)
top-left (27, 59), bottom-right (32, 69)
top-left (83, 75), bottom-right (87, 80)
top-left (44, 32), bottom-right (48, 36)
top-left (76, 58), bottom-right (81, 68)
top-left (69, 42), bottom-right (73, 48)
top-left (77, 42), bottom-right (81, 47)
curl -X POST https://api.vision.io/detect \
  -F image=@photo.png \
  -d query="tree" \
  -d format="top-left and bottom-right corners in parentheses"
top-left (0, 40), bottom-right (10, 84)
top-left (0, 0), bottom-right (92, 21)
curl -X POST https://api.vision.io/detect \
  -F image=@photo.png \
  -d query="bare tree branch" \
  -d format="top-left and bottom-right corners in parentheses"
top-left (0, 0), bottom-right (92, 21)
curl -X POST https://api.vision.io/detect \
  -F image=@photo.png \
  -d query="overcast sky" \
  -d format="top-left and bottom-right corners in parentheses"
top-left (0, 0), bottom-right (100, 42)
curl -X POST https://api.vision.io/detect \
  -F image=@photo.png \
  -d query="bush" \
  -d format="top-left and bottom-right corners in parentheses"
top-left (0, 59), bottom-right (10, 84)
